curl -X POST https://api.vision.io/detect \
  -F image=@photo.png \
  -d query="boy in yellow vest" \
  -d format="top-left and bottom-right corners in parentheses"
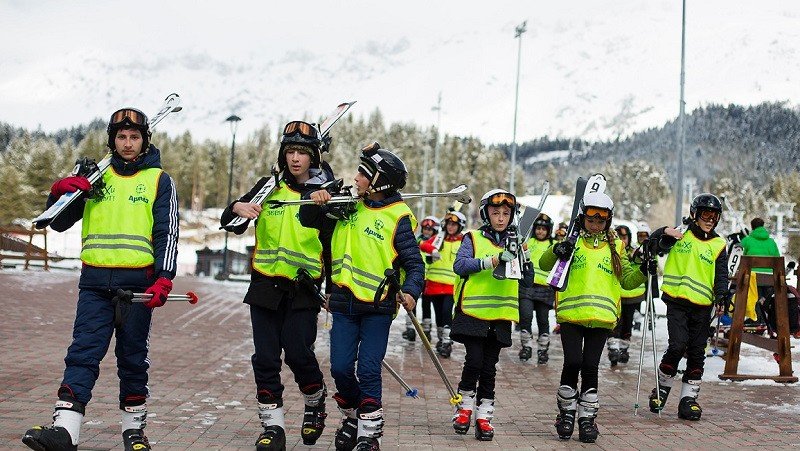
top-left (24, 108), bottom-right (179, 451)
top-left (539, 192), bottom-right (645, 443)
top-left (419, 210), bottom-right (466, 357)
top-left (451, 189), bottom-right (533, 441)
top-left (300, 143), bottom-right (424, 451)
top-left (647, 193), bottom-right (729, 421)
top-left (220, 120), bottom-right (334, 450)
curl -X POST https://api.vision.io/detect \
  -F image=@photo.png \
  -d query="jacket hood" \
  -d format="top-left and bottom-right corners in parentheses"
top-left (750, 226), bottom-right (771, 240)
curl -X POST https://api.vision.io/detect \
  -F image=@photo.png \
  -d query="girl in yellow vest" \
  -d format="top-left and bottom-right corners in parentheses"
top-left (646, 193), bottom-right (729, 421)
top-left (419, 210), bottom-right (467, 358)
top-left (300, 143), bottom-right (424, 451)
top-left (402, 215), bottom-right (440, 342)
top-left (539, 191), bottom-right (646, 443)
top-left (219, 121), bottom-right (335, 450)
top-left (518, 213), bottom-right (556, 363)
top-left (451, 189), bottom-right (533, 441)
top-left (607, 224), bottom-right (646, 366)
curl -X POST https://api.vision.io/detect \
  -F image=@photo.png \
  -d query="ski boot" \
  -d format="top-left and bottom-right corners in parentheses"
top-left (422, 318), bottom-right (433, 342)
top-left (438, 326), bottom-right (453, 358)
top-left (677, 380), bottom-right (702, 421)
top-left (257, 393), bottom-right (286, 450)
top-left (452, 390), bottom-right (475, 435)
top-left (355, 401), bottom-right (383, 451)
top-left (537, 333), bottom-right (550, 364)
top-left (518, 330), bottom-right (533, 361)
top-left (555, 385), bottom-right (577, 440)
top-left (401, 316), bottom-right (416, 342)
top-left (474, 398), bottom-right (495, 441)
top-left (618, 340), bottom-right (630, 364)
top-left (577, 389), bottom-right (599, 443)
top-left (355, 437), bottom-right (380, 450)
top-left (334, 396), bottom-right (358, 451)
top-left (300, 384), bottom-right (327, 445)
top-left (122, 429), bottom-right (151, 451)
top-left (607, 337), bottom-right (621, 367)
top-left (649, 366), bottom-right (675, 413)
top-left (22, 426), bottom-right (77, 451)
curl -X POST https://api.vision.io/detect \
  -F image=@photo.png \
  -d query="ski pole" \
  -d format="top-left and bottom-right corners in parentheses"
top-left (634, 249), bottom-right (660, 416)
top-left (117, 289), bottom-right (199, 304)
top-left (381, 361), bottom-right (419, 399)
top-left (381, 269), bottom-right (462, 406)
top-left (648, 270), bottom-right (661, 416)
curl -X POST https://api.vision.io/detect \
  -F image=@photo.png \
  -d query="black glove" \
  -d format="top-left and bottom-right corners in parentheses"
top-left (714, 292), bottom-right (733, 309)
top-left (553, 241), bottom-right (575, 260)
top-left (640, 258), bottom-right (657, 275)
top-left (325, 202), bottom-right (356, 221)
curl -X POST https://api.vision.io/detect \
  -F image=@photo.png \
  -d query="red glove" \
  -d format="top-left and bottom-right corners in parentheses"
top-left (51, 176), bottom-right (92, 196)
top-left (143, 277), bottom-right (173, 308)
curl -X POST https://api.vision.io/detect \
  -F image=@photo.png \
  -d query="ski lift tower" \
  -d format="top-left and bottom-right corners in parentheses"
top-left (767, 201), bottom-right (796, 254)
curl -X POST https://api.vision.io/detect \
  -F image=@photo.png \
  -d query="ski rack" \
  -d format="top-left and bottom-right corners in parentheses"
top-left (720, 256), bottom-right (798, 383)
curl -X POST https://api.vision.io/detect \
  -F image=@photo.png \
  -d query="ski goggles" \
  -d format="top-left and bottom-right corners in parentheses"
top-left (486, 192), bottom-right (516, 209)
top-left (444, 213), bottom-right (461, 224)
top-left (109, 108), bottom-right (148, 128)
top-left (421, 219), bottom-right (438, 229)
top-left (584, 207), bottom-right (610, 220)
top-left (283, 121), bottom-right (319, 139)
top-left (555, 229), bottom-right (567, 238)
top-left (697, 209), bottom-right (720, 222)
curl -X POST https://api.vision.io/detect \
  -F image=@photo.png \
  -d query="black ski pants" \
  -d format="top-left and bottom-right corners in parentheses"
top-left (660, 301), bottom-right (713, 381)
top-left (250, 301), bottom-right (324, 399)
top-left (519, 297), bottom-right (551, 337)
top-left (425, 294), bottom-right (454, 328)
top-left (559, 322), bottom-right (609, 393)
top-left (613, 301), bottom-right (641, 341)
top-left (457, 332), bottom-right (503, 400)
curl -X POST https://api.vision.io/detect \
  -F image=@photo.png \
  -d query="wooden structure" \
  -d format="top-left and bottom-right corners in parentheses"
top-left (0, 225), bottom-right (50, 270)
top-left (720, 256), bottom-right (797, 382)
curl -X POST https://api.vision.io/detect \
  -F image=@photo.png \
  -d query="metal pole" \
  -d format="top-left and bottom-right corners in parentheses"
top-left (674, 0), bottom-right (687, 225)
top-left (222, 114), bottom-right (241, 278)
top-left (510, 21), bottom-right (527, 194)
top-left (432, 92), bottom-right (442, 214)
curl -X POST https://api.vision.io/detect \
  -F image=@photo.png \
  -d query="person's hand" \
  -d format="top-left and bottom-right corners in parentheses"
top-left (714, 292), bottom-right (733, 309)
top-left (430, 250), bottom-right (442, 262)
top-left (398, 292), bottom-right (416, 311)
top-left (143, 277), bottom-right (173, 308)
top-left (664, 227), bottom-right (684, 240)
top-left (498, 249), bottom-right (515, 262)
top-left (310, 189), bottom-right (332, 205)
top-left (481, 255), bottom-right (498, 270)
top-left (553, 241), bottom-right (575, 260)
top-left (51, 176), bottom-right (91, 196)
top-left (231, 202), bottom-right (262, 219)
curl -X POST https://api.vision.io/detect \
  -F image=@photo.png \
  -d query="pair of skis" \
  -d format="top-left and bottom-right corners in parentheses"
top-left (493, 181), bottom-right (550, 280)
top-left (32, 94), bottom-right (184, 229)
top-left (546, 173), bottom-right (607, 291)
top-left (220, 101), bottom-right (357, 231)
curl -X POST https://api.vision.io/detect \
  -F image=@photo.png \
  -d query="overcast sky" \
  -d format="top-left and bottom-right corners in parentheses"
top-left (1, 0), bottom-right (798, 144)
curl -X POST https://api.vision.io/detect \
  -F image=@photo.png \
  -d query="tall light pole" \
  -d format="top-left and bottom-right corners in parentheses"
top-left (221, 114), bottom-right (241, 279)
top-left (432, 92), bottom-right (442, 213)
top-left (674, 0), bottom-right (687, 225)
top-left (510, 20), bottom-right (527, 194)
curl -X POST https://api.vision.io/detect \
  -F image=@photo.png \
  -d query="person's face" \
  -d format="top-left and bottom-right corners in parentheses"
top-left (446, 221), bottom-right (459, 235)
top-left (285, 148), bottom-right (312, 178)
top-left (696, 209), bottom-right (719, 233)
top-left (354, 171), bottom-right (371, 196)
top-left (617, 230), bottom-right (630, 247)
top-left (534, 225), bottom-right (549, 240)
top-left (115, 128), bottom-right (144, 161)
top-left (488, 205), bottom-right (511, 232)
top-left (637, 232), bottom-right (649, 245)
top-left (556, 229), bottom-right (567, 241)
top-left (583, 216), bottom-right (607, 235)
top-left (421, 226), bottom-right (434, 238)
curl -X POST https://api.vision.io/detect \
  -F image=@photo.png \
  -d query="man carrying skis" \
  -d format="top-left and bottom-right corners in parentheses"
top-left (23, 108), bottom-right (179, 451)
top-left (220, 120), bottom-right (334, 450)
top-left (648, 193), bottom-right (729, 421)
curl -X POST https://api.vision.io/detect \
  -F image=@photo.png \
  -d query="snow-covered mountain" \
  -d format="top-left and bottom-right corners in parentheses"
top-left (1, 1), bottom-right (798, 144)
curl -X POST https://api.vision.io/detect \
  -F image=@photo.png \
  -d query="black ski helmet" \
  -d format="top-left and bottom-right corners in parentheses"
top-left (107, 107), bottom-right (150, 151)
top-left (690, 193), bottom-right (723, 222)
top-left (278, 120), bottom-right (322, 171)
top-left (534, 213), bottom-right (554, 236)
top-left (358, 142), bottom-right (407, 193)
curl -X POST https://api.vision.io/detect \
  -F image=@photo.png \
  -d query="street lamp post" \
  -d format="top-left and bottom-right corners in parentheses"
top-left (221, 114), bottom-right (241, 279)
top-left (432, 92), bottom-right (442, 213)
top-left (510, 20), bottom-right (527, 194)
top-left (674, 0), bottom-right (687, 225)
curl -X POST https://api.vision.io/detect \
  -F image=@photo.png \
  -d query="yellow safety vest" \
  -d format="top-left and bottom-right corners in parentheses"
top-left (252, 181), bottom-right (323, 279)
top-left (331, 200), bottom-right (416, 303)
top-left (662, 230), bottom-right (726, 306)
top-left (556, 238), bottom-right (625, 329)
top-left (81, 168), bottom-right (161, 268)
top-left (426, 237), bottom-right (459, 285)
top-left (528, 238), bottom-right (553, 286)
top-left (455, 231), bottom-right (519, 322)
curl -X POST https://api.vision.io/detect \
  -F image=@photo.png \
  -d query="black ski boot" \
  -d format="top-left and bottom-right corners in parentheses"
top-left (355, 437), bottom-right (380, 450)
top-left (519, 330), bottom-right (533, 361)
top-left (678, 396), bottom-right (703, 421)
top-left (577, 389), bottom-right (599, 443)
top-left (607, 337), bottom-right (620, 367)
top-left (401, 327), bottom-right (416, 342)
top-left (439, 339), bottom-right (453, 358)
top-left (422, 318), bottom-right (433, 342)
top-left (555, 385), bottom-right (577, 440)
top-left (578, 417), bottom-right (599, 443)
top-left (256, 425), bottom-right (286, 450)
top-left (619, 348), bottom-right (630, 364)
top-left (537, 349), bottom-right (549, 364)
top-left (519, 345), bottom-right (532, 361)
top-left (122, 428), bottom-right (151, 451)
top-left (537, 333), bottom-right (550, 365)
top-left (649, 386), bottom-right (671, 413)
top-left (334, 403), bottom-right (358, 451)
top-left (300, 385), bottom-right (327, 445)
top-left (22, 425), bottom-right (76, 451)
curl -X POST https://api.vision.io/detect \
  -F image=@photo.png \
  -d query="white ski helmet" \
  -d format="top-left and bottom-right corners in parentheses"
top-left (444, 211), bottom-right (467, 233)
top-left (637, 221), bottom-right (651, 235)
top-left (579, 191), bottom-right (614, 230)
top-left (479, 189), bottom-right (517, 224)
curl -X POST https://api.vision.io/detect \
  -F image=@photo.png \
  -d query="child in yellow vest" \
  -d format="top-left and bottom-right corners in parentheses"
top-left (450, 189), bottom-right (532, 441)
top-left (539, 191), bottom-right (646, 443)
